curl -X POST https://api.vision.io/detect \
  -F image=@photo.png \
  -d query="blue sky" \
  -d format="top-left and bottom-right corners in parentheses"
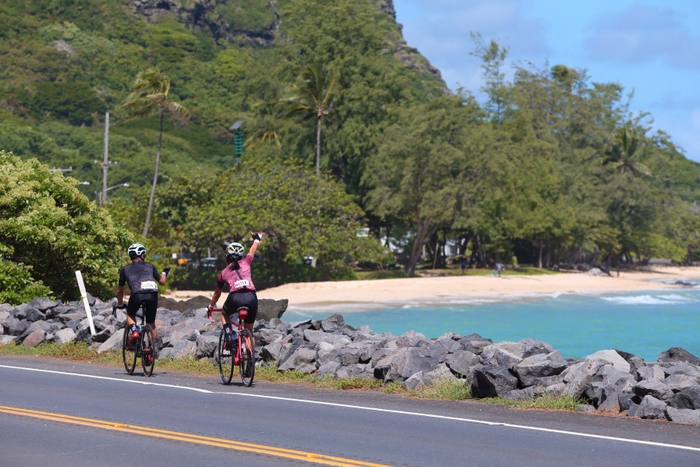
top-left (393, 0), bottom-right (700, 161)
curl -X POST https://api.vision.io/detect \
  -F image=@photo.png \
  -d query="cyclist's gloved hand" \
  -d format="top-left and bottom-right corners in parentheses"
top-left (163, 267), bottom-right (171, 276)
top-left (252, 233), bottom-right (262, 241)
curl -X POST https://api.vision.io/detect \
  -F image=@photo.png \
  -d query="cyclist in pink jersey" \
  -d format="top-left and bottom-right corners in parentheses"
top-left (208, 232), bottom-right (263, 343)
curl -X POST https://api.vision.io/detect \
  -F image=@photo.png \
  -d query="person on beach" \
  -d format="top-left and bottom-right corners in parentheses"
top-left (208, 233), bottom-right (263, 345)
top-left (496, 261), bottom-right (503, 277)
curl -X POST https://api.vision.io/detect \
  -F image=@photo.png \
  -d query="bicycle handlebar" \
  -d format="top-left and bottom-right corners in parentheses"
top-left (206, 305), bottom-right (248, 323)
top-left (112, 303), bottom-right (126, 317)
top-left (207, 306), bottom-right (223, 323)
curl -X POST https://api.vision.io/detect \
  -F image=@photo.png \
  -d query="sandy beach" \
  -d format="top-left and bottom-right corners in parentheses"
top-left (163, 266), bottom-right (700, 308)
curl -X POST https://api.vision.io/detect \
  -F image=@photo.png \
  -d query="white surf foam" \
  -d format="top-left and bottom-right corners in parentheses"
top-left (601, 294), bottom-right (693, 306)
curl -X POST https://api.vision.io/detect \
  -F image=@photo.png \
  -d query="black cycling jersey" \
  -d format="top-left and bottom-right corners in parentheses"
top-left (118, 261), bottom-right (161, 294)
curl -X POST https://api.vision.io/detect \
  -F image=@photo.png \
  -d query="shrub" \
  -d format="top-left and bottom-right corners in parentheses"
top-left (29, 82), bottom-right (106, 126)
top-left (0, 260), bottom-right (53, 305)
top-left (0, 151), bottom-right (131, 301)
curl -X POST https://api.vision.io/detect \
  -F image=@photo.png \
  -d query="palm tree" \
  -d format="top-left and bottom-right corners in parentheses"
top-left (245, 101), bottom-right (283, 150)
top-left (280, 65), bottom-right (339, 176)
top-left (607, 126), bottom-right (652, 176)
top-left (121, 69), bottom-right (187, 238)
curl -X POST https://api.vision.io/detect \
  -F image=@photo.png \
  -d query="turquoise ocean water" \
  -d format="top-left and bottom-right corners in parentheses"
top-left (284, 287), bottom-right (700, 361)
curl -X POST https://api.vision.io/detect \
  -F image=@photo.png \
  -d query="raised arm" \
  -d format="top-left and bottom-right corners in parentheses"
top-left (249, 232), bottom-right (263, 256)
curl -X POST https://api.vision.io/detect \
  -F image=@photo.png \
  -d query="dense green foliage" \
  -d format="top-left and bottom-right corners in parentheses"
top-left (0, 151), bottom-right (130, 301)
top-left (367, 40), bottom-right (700, 271)
top-left (1, 0), bottom-right (699, 287)
top-left (0, 260), bottom-right (53, 305)
top-left (110, 161), bottom-right (386, 288)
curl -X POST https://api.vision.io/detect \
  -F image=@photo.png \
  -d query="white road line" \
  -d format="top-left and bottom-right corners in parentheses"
top-left (0, 364), bottom-right (212, 393)
top-left (2, 363), bottom-right (700, 453)
top-left (220, 392), bottom-right (700, 453)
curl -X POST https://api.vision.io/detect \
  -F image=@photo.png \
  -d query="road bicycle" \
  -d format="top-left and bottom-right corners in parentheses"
top-left (114, 303), bottom-right (156, 377)
top-left (208, 305), bottom-right (255, 386)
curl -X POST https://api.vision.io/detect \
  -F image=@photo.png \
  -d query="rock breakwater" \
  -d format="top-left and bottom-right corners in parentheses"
top-left (2, 297), bottom-right (700, 425)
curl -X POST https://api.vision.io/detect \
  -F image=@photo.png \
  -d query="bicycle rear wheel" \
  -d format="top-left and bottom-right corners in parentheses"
top-left (218, 327), bottom-right (234, 384)
top-left (122, 327), bottom-right (137, 375)
top-left (141, 325), bottom-right (156, 377)
top-left (239, 329), bottom-right (255, 387)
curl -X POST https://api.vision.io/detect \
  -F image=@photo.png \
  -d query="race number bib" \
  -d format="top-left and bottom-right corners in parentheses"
top-left (141, 281), bottom-right (158, 291)
top-left (234, 279), bottom-right (250, 289)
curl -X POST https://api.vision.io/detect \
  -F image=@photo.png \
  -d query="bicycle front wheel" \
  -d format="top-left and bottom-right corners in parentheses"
top-left (122, 327), bottom-right (137, 375)
top-left (239, 329), bottom-right (255, 387)
top-left (218, 328), bottom-right (234, 384)
top-left (141, 325), bottom-right (155, 377)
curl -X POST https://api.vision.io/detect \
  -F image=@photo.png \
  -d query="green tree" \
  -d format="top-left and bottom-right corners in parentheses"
top-left (605, 126), bottom-right (652, 176)
top-left (280, 65), bottom-right (339, 176)
top-left (364, 96), bottom-right (483, 276)
top-left (121, 68), bottom-right (187, 238)
top-left (0, 151), bottom-right (130, 301)
top-left (184, 160), bottom-right (385, 285)
top-left (470, 33), bottom-right (510, 126)
top-left (0, 260), bottom-right (53, 305)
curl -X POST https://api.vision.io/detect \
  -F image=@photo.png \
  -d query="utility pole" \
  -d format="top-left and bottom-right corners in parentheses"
top-left (95, 112), bottom-right (117, 206)
top-left (102, 111), bottom-right (109, 207)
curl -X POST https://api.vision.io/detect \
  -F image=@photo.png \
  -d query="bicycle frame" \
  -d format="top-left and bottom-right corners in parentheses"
top-left (208, 306), bottom-right (255, 386)
top-left (114, 302), bottom-right (156, 377)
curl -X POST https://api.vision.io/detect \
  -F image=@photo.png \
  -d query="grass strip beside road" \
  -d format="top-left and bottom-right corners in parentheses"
top-left (0, 342), bottom-right (580, 410)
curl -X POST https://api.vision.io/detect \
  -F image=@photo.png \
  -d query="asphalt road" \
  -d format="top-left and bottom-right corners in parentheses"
top-left (2, 355), bottom-right (700, 467)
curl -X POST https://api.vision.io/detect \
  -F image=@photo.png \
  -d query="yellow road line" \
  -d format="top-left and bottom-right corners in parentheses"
top-left (0, 405), bottom-right (391, 467)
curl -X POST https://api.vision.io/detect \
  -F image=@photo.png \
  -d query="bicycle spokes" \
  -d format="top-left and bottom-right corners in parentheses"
top-left (122, 328), bottom-right (137, 375)
top-left (239, 329), bottom-right (255, 387)
top-left (218, 327), bottom-right (234, 385)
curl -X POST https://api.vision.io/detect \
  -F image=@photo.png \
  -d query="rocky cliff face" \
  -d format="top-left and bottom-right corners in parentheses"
top-left (130, 0), bottom-right (442, 81)
top-left (131, 0), bottom-right (278, 47)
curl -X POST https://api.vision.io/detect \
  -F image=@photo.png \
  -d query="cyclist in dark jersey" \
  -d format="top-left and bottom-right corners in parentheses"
top-left (208, 233), bottom-right (262, 345)
top-left (116, 243), bottom-right (168, 345)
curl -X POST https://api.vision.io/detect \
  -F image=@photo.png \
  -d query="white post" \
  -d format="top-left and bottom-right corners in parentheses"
top-left (75, 270), bottom-right (97, 336)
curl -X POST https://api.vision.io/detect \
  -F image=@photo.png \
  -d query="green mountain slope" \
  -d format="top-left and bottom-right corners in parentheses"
top-left (0, 0), bottom-right (444, 199)
top-left (3, 0), bottom-right (700, 274)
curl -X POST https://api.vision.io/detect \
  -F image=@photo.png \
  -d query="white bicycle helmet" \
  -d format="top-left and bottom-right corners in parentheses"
top-left (226, 242), bottom-right (245, 262)
top-left (128, 243), bottom-right (146, 259)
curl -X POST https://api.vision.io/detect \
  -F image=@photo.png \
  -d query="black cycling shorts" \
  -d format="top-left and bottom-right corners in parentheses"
top-left (223, 291), bottom-right (258, 324)
top-left (127, 292), bottom-right (158, 324)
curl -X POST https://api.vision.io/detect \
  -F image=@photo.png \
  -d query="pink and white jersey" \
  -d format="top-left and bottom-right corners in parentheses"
top-left (216, 255), bottom-right (256, 292)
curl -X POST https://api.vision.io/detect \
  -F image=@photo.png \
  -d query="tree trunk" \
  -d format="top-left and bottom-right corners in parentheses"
top-left (475, 234), bottom-right (488, 268)
top-left (405, 215), bottom-right (433, 277)
top-left (538, 244), bottom-right (543, 269)
top-left (432, 233), bottom-right (439, 270)
top-left (316, 115), bottom-right (322, 177)
top-left (143, 109), bottom-right (164, 238)
top-left (459, 233), bottom-right (473, 256)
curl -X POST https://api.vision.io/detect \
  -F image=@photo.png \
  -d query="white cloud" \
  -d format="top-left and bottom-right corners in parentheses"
top-left (583, 5), bottom-right (700, 69)
top-left (395, 0), bottom-right (549, 90)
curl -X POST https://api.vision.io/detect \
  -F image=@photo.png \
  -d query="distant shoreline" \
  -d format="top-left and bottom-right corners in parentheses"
top-left (162, 266), bottom-right (700, 309)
